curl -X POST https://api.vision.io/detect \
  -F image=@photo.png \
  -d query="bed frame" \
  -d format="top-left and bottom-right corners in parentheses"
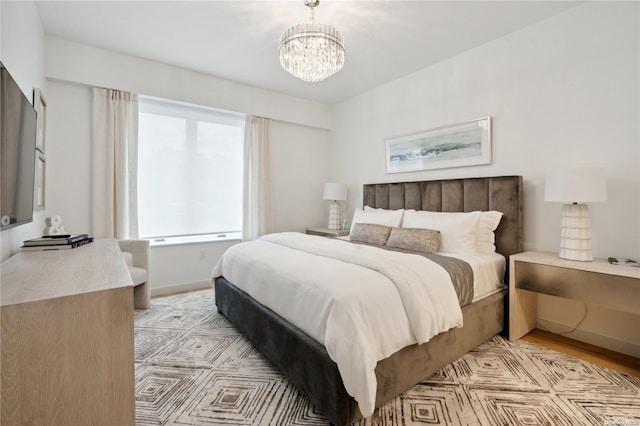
top-left (215, 175), bottom-right (522, 425)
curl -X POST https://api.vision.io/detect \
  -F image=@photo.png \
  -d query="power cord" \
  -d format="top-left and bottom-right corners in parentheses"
top-left (542, 302), bottom-right (588, 336)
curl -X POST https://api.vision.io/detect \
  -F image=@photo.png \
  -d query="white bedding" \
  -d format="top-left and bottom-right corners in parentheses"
top-left (439, 251), bottom-right (506, 302)
top-left (336, 236), bottom-right (507, 302)
top-left (211, 232), bottom-right (464, 417)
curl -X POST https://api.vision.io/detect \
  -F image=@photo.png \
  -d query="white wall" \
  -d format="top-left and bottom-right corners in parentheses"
top-left (0, 1), bottom-right (47, 261)
top-left (44, 44), bottom-right (330, 294)
top-left (271, 120), bottom-right (329, 232)
top-left (329, 2), bottom-right (640, 356)
top-left (45, 81), bottom-right (92, 235)
top-left (45, 36), bottom-right (332, 131)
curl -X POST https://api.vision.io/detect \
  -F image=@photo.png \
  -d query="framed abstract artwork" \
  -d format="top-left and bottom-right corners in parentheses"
top-left (385, 117), bottom-right (491, 173)
top-left (35, 153), bottom-right (46, 210)
top-left (33, 88), bottom-right (47, 153)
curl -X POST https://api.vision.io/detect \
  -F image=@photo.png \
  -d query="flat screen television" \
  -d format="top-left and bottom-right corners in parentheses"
top-left (1, 62), bottom-right (37, 231)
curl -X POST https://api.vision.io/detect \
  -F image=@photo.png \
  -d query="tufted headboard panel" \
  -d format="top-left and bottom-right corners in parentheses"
top-left (363, 176), bottom-right (523, 262)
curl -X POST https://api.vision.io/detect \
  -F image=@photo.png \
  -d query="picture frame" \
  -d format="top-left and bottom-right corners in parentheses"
top-left (342, 217), bottom-right (352, 231)
top-left (385, 117), bottom-right (491, 174)
top-left (35, 153), bottom-right (46, 210)
top-left (33, 88), bottom-right (47, 153)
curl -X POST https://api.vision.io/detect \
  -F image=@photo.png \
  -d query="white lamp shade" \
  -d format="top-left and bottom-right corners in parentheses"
top-left (323, 183), bottom-right (347, 201)
top-left (544, 167), bottom-right (607, 203)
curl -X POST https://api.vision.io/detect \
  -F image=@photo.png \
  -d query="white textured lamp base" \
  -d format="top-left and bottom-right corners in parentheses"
top-left (558, 203), bottom-right (593, 262)
top-left (328, 201), bottom-right (342, 230)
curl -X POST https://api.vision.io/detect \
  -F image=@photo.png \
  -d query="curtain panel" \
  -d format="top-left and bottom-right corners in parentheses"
top-left (242, 116), bottom-right (274, 241)
top-left (91, 88), bottom-right (139, 239)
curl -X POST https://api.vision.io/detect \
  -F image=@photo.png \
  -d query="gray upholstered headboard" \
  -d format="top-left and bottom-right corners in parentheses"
top-left (363, 176), bottom-right (523, 261)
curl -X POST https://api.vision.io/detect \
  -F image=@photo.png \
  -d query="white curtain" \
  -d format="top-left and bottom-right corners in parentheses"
top-left (91, 88), bottom-right (139, 239)
top-left (242, 116), bottom-right (274, 241)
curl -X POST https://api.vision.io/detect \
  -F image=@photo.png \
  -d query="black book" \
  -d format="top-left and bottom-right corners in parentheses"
top-left (23, 234), bottom-right (90, 246)
top-left (21, 238), bottom-right (94, 251)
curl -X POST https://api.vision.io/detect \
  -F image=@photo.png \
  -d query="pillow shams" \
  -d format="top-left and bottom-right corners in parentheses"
top-left (349, 223), bottom-right (392, 246)
top-left (350, 224), bottom-right (440, 253)
top-left (350, 208), bottom-right (404, 237)
top-left (354, 207), bottom-right (502, 253)
top-left (386, 227), bottom-right (440, 254)
top-left (364, 206), bottom-right (400, 213)
top-left (402, 210), bottom-right (481, 254)
top-left (477, 211), bottom-right (503, 253)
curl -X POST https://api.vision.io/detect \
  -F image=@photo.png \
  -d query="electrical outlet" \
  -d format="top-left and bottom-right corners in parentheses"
top-left (200, 250), bottom-right (206, 260)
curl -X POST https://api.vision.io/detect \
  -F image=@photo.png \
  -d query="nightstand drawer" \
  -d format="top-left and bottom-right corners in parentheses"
top-left (515, 261), bottom-right (640, 315)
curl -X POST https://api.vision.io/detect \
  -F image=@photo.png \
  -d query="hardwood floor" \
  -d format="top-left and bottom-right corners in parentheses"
top-left (151, 286), bottom-right (210, 299)
top-left (522, 328), bottom-right (640, 379)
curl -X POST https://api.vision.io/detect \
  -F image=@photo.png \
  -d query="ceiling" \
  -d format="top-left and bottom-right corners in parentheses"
top-left (35, 1), bottom-right (580, 105)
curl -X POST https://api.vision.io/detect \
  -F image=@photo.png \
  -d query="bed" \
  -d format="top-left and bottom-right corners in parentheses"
top-left (212, 175), bottom-right (522, 425)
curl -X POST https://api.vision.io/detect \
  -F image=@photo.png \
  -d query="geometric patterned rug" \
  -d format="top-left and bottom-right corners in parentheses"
top-left (135, 289), bottom-right (640, 425)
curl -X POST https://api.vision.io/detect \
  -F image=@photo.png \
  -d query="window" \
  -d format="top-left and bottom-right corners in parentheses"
top-left (138, 96), bottom-right (244, 243)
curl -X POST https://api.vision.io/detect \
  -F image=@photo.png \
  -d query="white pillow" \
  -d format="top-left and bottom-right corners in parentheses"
top-left (402, 210), bottom-right (481, 254)
top-left (476, 211), bottom-right (504, 253)
top-left (364, 206), bottom-right (400, 212)
top-left (363, 206), bottom-right (406, 223)
top-left (350, 208), bottom-right (404, 237)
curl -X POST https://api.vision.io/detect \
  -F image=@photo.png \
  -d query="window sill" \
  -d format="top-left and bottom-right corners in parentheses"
top-left (149, 232), bottom-right (241, 247)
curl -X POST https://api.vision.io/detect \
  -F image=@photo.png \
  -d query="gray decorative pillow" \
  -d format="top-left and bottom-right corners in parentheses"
top-left (349, 223), bottom-right (392, 246)
top-left (386, 227), bottom-right (440, 253)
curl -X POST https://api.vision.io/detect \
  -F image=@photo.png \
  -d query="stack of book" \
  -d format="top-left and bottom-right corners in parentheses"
top-left (22, 234), bottom-right (94, 251)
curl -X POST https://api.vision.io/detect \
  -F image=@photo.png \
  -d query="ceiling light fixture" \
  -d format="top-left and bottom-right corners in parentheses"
top-left (279, 0), bottom-right (345, 83)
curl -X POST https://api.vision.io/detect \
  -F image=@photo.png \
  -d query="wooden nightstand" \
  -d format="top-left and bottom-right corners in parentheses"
top-left (305, 227), bottom-right (349, 238)
top-left (508, 251), bottom-right (640, 341)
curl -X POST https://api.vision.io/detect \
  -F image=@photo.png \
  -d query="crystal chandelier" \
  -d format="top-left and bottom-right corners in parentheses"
top-left (279, 0), bottom-right (345, 83)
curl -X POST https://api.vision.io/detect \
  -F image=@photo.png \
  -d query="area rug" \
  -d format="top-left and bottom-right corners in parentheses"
top-left (135, 289), bottom-right (640, 425)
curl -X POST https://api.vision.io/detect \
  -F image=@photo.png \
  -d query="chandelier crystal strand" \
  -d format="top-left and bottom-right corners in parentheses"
top-left (279, 1), bottom-right (344, 82)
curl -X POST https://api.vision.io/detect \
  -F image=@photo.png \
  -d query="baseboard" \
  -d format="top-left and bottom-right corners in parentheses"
top-left (151, 280), bottom-right (211, 298)
top-left (537, 318), bottom-right (640, 358)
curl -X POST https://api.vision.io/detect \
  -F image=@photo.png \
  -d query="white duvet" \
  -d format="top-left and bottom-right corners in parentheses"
top-left (210, 232), bottom-right (463, 417)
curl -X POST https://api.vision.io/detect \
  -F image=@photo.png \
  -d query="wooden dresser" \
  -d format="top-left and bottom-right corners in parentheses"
top-left (1, 238), bottom-right (135, 425)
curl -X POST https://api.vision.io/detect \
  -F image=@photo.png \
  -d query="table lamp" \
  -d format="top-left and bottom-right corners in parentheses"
top-left (323, 183), bottom-right (347, 230)
top-left (544, 167), bottom-right (607, 261)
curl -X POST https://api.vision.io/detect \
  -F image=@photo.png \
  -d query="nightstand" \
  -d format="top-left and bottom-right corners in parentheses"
top-left (305, 227), bottom-right (349, 238)
top-left (508, 251), bottom-right (640, 341)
